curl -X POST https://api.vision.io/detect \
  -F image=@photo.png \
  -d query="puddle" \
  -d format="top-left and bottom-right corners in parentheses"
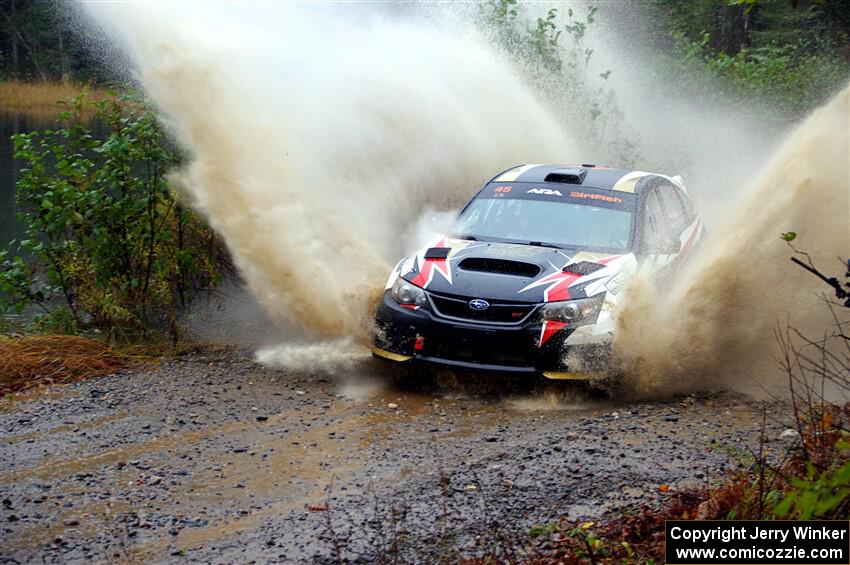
top-left (5, 498), bottom-right (135, 558)
top-left (506, 386), bottom-right (612, 412)
top-left (1, 389), bottom-right (74, 409)
top-left (0, 419), bottom-right (252, 484)
top-left (4, 412), bottom-right (132, 445)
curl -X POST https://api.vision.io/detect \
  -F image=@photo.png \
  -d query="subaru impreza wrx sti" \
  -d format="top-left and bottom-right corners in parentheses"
top-left (372, 164), bottom-right (703, 380)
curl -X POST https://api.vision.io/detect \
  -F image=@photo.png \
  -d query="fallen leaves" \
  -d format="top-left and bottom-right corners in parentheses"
top-left (0, 335), bottom-right (125, 395)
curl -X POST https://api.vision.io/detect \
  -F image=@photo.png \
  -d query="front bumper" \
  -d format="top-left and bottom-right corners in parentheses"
top-left (373, 290), bottom-right (609, 379)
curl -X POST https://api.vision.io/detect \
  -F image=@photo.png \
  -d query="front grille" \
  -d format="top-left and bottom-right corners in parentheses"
top-left (428, 292), bottom-right (538, 324)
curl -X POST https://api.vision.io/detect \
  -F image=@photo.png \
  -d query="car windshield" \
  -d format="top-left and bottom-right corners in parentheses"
top-left (455, 197), bottom-right (633, 251)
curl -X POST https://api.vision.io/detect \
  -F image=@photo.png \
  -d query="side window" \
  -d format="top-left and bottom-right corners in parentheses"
top-left (642, 189), bottom-right (666, 250)
top-left (678, 188), bottom-right (695, 221)
top-left (658, 184), bottom-right (689, 235)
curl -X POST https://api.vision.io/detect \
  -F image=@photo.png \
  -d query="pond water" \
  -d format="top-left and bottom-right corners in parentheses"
top-left (1, 113), bottom-right (115, 253)
top-left (0, 113), bottom-right (31, 249)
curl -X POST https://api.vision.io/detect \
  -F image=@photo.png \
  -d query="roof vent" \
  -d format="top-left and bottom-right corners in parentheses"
top-left (544, 168), bottom-right (587, 184)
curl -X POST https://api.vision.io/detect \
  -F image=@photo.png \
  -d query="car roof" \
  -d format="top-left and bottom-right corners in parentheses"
top-left (489, 164), bottom-right (685, 194)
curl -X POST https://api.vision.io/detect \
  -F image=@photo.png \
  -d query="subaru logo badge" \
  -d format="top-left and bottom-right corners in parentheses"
top-left (468, 299), bottom-right (490, 311)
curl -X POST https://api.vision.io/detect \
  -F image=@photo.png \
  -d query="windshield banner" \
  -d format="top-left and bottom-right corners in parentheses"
top-left (482, 182), bottom-right (636, 210)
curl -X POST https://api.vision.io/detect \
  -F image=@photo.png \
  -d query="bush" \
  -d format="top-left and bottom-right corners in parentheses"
top-left (479, 0), bottom-right (639, 165)
top-left (0, 93), bottom-right (228, 341)
top-left (669, 30), bottom-right (848, 119)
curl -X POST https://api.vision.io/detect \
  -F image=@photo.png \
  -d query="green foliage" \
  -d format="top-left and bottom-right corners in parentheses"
top-left (0, 1), bottom-right (111, 83)
top-left (728, 0), bottom-right (759, 16)
top-left (774, 441), bottom-right (850, 520)
top-left (567, 522), bottom-right (612, 562)
top-left (528, 521), bottom-right (560, 538)
top-left (0, 93), bottom-right (225, 341)
top-left (670, 30), bottom-right (848, 118)
top-left (29, 307), bottom-right (78, 334)
top-left (714, 403), bottom-right (850, 522)
top-left (481, 0), bottom-right (569, 76)
top-left (650, 0), bottom-right (850, 120)
top-left (479, 0), bottom-right (639, 165)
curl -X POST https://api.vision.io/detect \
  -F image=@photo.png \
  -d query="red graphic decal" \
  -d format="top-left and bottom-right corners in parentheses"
top-left (525, 270), bottom-right (582, 302)
top-left (546, 274), bottom-right (580, 302)
top-left (521, 255), bottom-right (619, 302)
top-left (410, 238), bottom-right (452, 289)
top-left (493, 186), bottom-right (512, 193)
top-left (410, 271), bottom-right (428, 287)
top-left (540, 321), bottom-right (567, 346)
top-left (569, 191), bottom-right (623, 204)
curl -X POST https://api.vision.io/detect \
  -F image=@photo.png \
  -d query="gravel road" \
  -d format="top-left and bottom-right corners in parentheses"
top-left (0, 348), bottom-right (791, 563)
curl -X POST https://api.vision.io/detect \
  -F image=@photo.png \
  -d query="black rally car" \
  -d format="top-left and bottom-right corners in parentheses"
top-left (372, 163), bottom-right (702, 379)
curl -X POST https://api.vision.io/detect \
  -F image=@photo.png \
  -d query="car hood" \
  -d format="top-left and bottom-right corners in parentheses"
top-left (399, 237), bottom-right (626, 303)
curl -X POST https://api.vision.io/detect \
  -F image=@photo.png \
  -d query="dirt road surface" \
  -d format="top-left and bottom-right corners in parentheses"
top-left (1, 348), bottom-right (790, 563)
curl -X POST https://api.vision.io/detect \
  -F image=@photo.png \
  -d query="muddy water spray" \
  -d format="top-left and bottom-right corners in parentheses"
top-left (79, 4), bottom-right (847, 391)
top-left (615, 86), bottom-right (850, 396)
top-left (80, 3), bottom-right (576, 343)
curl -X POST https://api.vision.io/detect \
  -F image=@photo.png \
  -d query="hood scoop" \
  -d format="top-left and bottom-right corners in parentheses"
top-left (424, 247), bottom-right (451, 260)
top-left (459, 257), bottom-right (541, 278)
top-left (562, 261), bottom-right (605, 276)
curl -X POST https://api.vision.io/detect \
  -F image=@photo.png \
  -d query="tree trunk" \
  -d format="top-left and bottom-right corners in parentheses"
top-left (0, 2), bottom-right (48, 81)
top-left (10, 0), bottom-right (18, 78)
top-left (58, 27), bottom-right (69, 82)
top-left (719, 2), bottom-right (749, 55)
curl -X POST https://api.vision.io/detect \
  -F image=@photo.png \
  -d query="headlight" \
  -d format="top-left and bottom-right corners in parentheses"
top-left (539, 295), bottom-right (604, 324)
top-left (391, 277), bottom-right (428, 307)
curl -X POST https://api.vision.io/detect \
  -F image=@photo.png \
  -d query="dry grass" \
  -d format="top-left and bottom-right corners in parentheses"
top-left (0, 335), bottom-right (126, 395)
top-left (0, 80), bottom-right (113, 122)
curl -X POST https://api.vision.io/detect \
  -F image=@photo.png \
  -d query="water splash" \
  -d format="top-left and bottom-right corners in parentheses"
top-left (78, 3), bottom-right (847, 393)
top-left (614, 86), bottom-right (850, 397)
top-left (256, 339), bottom-right (370, 373)
top-left (80, 2), bottom-right (576, 346)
